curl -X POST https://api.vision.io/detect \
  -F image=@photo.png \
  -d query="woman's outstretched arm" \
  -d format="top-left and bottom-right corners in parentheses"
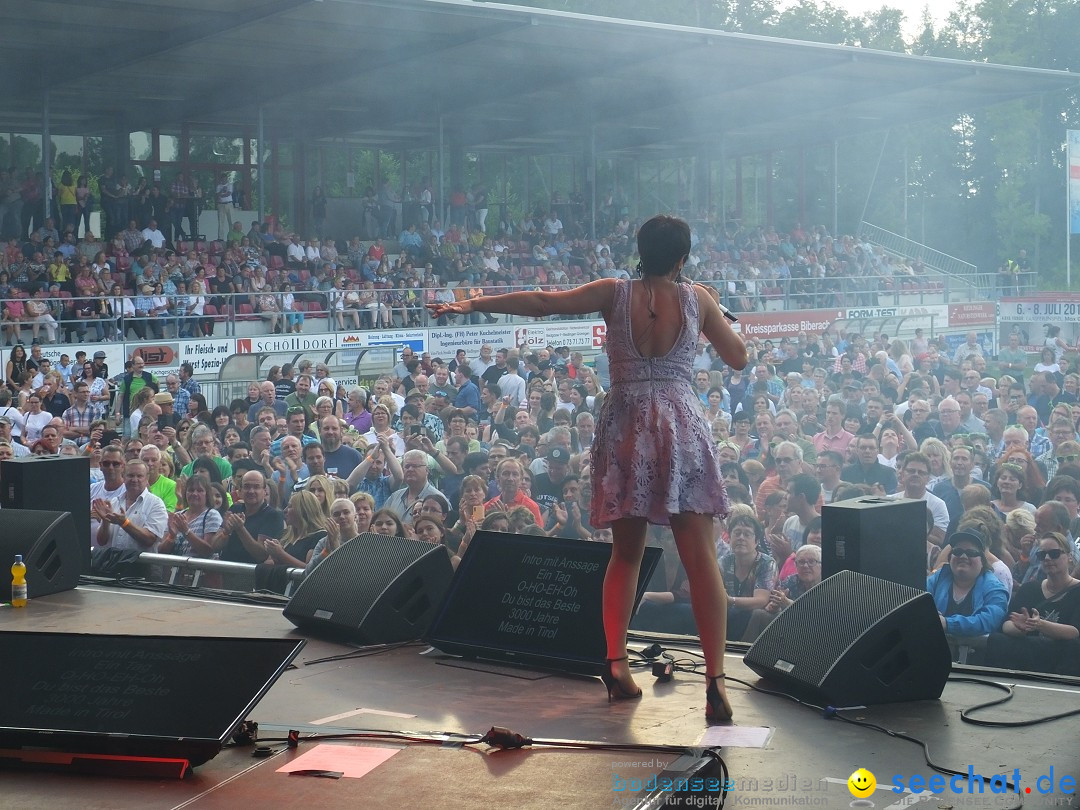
top-left (427, 278), bottom-right (615, 320)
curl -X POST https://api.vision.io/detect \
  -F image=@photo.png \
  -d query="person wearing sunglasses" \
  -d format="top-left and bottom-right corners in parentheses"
top-left (88, 445), bottom-right (127, 539)
top-left (988, 532), bottom-right (1080, 675)
top-left (927, 528), bottom-right (1008, 654)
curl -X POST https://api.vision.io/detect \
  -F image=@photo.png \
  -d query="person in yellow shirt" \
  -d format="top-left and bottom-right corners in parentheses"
top-left (57, 170), bottom-right (78, 233)
top-left (48, 253), bottom-right (71, 286)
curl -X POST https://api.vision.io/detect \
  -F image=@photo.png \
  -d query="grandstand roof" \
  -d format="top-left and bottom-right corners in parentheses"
top-left (3, 0), bottom-right (1077, 157)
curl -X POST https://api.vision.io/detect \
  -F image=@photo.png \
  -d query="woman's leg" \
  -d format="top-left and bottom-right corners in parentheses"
top-left (604, 516), bottom-right (648, 688)
top-left (669, 512), bottom-right (731, 716)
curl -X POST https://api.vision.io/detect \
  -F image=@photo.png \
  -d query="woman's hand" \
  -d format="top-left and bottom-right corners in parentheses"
top-left (426, 300), bottom-right (473, 318)
top-left (766, 588), bottom-right (790, 613)
top-left (263, 538), bottom-right (286, 563)
top-left (1009, 607), bottom-right (1040, 633)
top-left (168, 512), bottom-right (190, 535)
top-left (766, 531), bottom-right (791, 563)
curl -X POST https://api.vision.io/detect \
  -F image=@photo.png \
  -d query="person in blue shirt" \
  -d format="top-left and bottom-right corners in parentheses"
top-left (453, 363), bottom-right (480, 418)
top-left (927, 527), bottom-right (1008, 640)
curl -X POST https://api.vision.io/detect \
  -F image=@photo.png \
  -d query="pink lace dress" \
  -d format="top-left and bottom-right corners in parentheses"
top-left (590, 278), bottom-right (730, 528)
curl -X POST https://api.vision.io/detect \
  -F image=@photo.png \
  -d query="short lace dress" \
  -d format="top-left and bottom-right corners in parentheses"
top-left (590, 278), bottom-right (730, 528)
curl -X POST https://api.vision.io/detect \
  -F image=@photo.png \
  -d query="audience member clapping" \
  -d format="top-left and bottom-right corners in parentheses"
top-left (987, 532), bottom-right (1080, 675)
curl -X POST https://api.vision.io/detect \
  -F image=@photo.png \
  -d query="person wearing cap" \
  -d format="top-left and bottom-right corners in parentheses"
top-left (430, 385), bottom-right (453, 404)
top-left (91, 350), bottom-right (109, 380)
top-left (153, 390), bottom-right (181, 429)
top-left (531, 446), bottom-right (572, 516)
top-left (163, 374), bottom-right (190, 416)
top-left (926, 526), bottom-right (1008, 645)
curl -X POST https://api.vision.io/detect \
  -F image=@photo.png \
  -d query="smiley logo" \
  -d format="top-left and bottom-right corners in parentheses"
top-left (848, 768), bottom-right (876, 798)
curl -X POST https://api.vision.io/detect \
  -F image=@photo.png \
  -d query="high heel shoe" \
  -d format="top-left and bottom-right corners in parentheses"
top-left (705, 675), bottom-right (733, 723)
top-left (601, 656), bottom-right (642, 702)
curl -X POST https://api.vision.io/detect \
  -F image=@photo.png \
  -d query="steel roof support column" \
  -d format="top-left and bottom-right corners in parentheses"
top-left (42, 90), bottom-right (51, 224)
top-left (438, 113), bottom-right (445, 225)
top-left (832, 139), bottom-right (838, 238)
top-left (588, 126), bottom-right (596, 238)
top-left (258, 106), bottom-right (265, 225)
top-left (693, 145), bottom-right (711, 218)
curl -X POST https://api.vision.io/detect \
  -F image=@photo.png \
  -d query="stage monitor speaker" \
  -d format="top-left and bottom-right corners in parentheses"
top-left (425, 531), bottom-right (663, 675)
top-left (743, 570), bottom-right (951, 706)
top-left (283, 532), bottom-right (454, 644)
top-left (0, 509), bottom-right (82, 598)
top-left (822, 496), bottom-right (927, 590)
top-left (2, 455), bottom-right (91, 573)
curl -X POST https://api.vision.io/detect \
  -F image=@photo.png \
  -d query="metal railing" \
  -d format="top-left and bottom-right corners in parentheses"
top-left (0, 273), bottom-right (992, 345)
top-left (1, 286), bottom-right (592, 343)
top-left (857, 221), bottom-right (991, 296)
top-left (140, 551), bottom-right (304, 596)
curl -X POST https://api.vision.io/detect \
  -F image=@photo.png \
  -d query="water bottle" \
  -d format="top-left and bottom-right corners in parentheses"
top-left (11, 554), bottom-right (27, 607)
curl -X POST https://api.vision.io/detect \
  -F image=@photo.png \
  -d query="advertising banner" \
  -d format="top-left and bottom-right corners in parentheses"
top-left (179, 338), bottom-right (236, 375)
top-left (735, 310), bottom-right (845, 339)
top-left (999, 296), bottom-right (1080, 352)
top-left (427, 321), bottom-right (604, 357)
top-left (947, 302), bottom-right (996, 328)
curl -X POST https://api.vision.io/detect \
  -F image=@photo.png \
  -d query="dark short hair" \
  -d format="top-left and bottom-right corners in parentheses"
top-left (637, 214), bottom-right (691, 277)
top-left (230, 458), bottom-right (261, 477)
top-left (1046, 475), bottom-right (1080, 504)
top-left (463, 451), bottom-right (490, 474)
top-left (727, 512), bottom-right (765, 544)
top-left (302, 441), bottom-right (324, 459)
top-left (787, 473), bottom-right (821, 504)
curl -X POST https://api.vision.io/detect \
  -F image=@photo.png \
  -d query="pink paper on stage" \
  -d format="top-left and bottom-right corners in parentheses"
top-left (277, 743), bottom-right (400, 778)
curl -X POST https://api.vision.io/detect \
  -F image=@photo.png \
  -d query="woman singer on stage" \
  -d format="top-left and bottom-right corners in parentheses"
top-left (428, 214), bottom-right (747, 722)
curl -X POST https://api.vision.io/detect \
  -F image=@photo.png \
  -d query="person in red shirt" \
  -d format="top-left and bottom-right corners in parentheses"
top-left (485, 457), bottom-right (542, 524)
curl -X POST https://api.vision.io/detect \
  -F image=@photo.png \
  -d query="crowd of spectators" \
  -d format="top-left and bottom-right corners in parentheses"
top-left (0, 166), bottom-right (978, 345)
top-left (0, 314), bottom-right (1064, 674)
top-left (0, 174), bottom-right (1071, 673)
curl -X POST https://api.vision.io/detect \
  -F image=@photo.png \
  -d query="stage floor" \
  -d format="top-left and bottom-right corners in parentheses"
top-left (2, 585), bottom-right (1077, 810)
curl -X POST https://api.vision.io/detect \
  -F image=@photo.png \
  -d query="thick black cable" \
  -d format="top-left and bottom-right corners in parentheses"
top-left (951, 675), bottom-right (1080, 727)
